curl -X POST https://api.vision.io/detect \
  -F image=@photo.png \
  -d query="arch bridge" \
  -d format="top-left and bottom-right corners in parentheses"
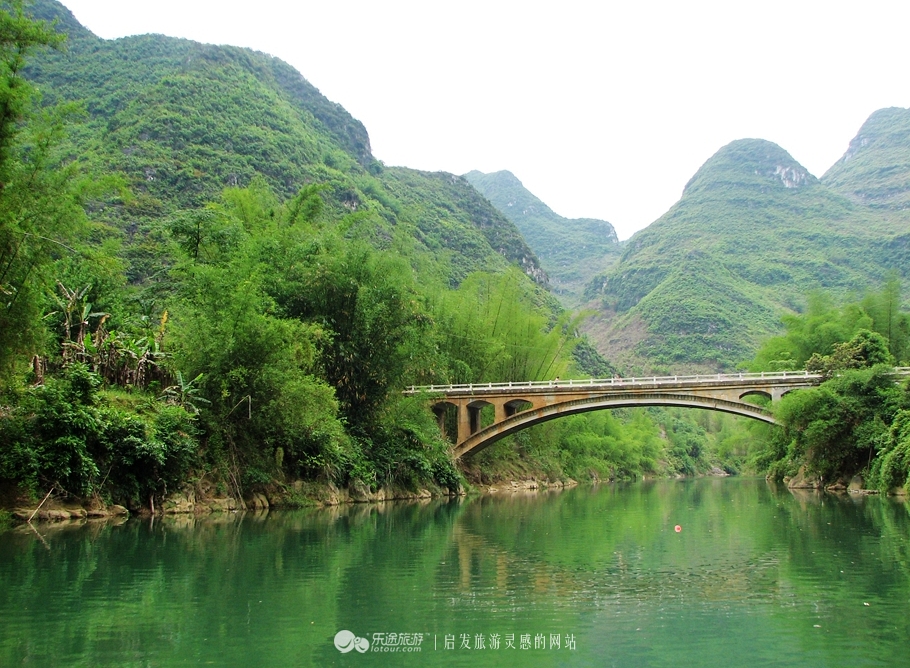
top-left (405, 371), bottom-right (823, 459)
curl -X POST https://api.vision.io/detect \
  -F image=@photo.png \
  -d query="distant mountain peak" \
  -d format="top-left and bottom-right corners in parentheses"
top-left (464, 169), bottom-right (620, 307)
top-left (466, 169), bottom-right (520, 184)
top-left (683, 138), bottom-right (816, 196)
top-left (834, 107), bottom-right (910, 165)
top-left (822, 107), bottom-right (910, 210)
top-left (28, 0), bottom-right (96, 40)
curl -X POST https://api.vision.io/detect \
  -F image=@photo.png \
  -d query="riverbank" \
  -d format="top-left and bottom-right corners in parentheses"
top-left (2, 470), bottom-right (593, 524)
top-left (783, 467), bottom-right (909, 496)
top-left (13, 459), bottom-right (908, 526)
top-left (0, 477), bottom-right (467, 524)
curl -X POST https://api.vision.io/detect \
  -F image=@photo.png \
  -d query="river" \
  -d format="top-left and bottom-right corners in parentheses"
top-left (1, 478), bottom-right (909, 667)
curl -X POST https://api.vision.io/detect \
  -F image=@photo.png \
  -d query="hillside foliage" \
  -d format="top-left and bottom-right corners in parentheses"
top-left (585, 137), bottom-right (910, 373)
top-left (822, 107), bottom-right (910, 213)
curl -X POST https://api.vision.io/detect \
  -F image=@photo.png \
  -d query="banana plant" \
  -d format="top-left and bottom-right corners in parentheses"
top-left (52, 282), bottom-right (108, 363)
top-left (161, 371), bottom-right (211, 414)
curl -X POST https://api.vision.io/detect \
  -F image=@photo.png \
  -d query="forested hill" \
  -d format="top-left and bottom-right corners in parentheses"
top-left (23, 0), bottom-right (90, 38)
top-left (24, 0), bottom-right (545, 287)
top-left (464, 170), bottom-right (621, 306)
top-left (822, 107), bottom-right (910, 214)
top-left (583, 135), bottom-right (908, 373)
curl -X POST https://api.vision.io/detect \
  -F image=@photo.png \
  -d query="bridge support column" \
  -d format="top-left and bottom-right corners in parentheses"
top-left (469, 405), bottom-right (482, 434)
top-left (457, 403), bottom-right (473, 444)
top-left (432, 404), bottom-right (447, 439)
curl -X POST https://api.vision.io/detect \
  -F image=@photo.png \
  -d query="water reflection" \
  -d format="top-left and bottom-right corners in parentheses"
top-left (0, 480), bottom-right (908, 667)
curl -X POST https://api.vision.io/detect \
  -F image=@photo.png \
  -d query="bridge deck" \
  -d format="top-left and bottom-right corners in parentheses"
top-left (405, 370), bottom-right (824, 397)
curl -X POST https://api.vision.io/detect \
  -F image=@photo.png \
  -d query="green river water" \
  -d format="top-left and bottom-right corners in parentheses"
top-left (1, 478), bottom-right (909, 667)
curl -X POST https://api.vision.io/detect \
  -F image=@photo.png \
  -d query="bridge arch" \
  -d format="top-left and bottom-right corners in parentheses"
top-left (453, 392), bottom-right (777, 459)
top-left (739, 389), bottom-right (772, 402)
top-left (504, 399), bottom-right (533, 415)
top-left (431, 400), bottom-right (457, 418)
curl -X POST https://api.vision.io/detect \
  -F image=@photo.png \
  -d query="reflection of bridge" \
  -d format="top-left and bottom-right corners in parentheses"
top-left (405, 372), bottom-right (824, 458)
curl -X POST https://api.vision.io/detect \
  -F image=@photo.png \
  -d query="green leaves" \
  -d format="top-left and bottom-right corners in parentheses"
top-left (165, 184), bottom-right (359, 486)
top-left (868, 409), bottom-right (910, 492)
top-left (806, 329), bottom-right (893, 378)
top-left (433, 269), bottom-right (575, 384)
top-left (160, 371), bottom-right (209, 414)
top-left (0, 363), bottom-right (198, 501)
top-left (752, 282), bottom-right (910, 372)
top-left (0, 5), bottom-right (96, 384)
top-left (0, 0), bottom-right (65, 170)
top-left (764, 364), bottom-right (906, 482)
top-left (749, 281), bottom-right (910, 482)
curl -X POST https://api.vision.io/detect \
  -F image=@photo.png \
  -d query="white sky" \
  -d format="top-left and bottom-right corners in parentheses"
top-left (57, 0), bottom-right (910, 240)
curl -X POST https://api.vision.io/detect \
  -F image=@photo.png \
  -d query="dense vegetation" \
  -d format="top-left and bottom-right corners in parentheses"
top-left (0, 2), bottom-right (547, 508)
top-left (747, 280), bottom-right (910, 492)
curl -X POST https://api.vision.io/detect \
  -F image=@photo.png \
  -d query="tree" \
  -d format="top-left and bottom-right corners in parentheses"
top-left (861, 273), bottom-right (910, 364)
top-left (0, 1), bottom-right (81, 382)
top-left (806, 329), bottom-right (893, 378)
top-left (432, 269), bottom-right (577, 384)
top-left (278, 238), bottom-right (433, 426)
top-left (0, 2), bottom-right (64, 169)
top-left (772, 366), bottom-right (905, 481)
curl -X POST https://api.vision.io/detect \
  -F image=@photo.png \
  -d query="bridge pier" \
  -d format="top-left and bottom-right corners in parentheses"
top-left (432, 403), bottom-right (449, 439)
top-left (437, 398), bottom-right (537, 445)
top-left (455, 400), bottom-right (489, 444)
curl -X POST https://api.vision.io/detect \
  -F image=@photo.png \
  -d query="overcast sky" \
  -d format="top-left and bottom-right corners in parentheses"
top-left (58, 0), bottom-right (910, 240)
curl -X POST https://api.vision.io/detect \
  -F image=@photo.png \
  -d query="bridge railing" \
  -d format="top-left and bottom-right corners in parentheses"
top-left (405, 368), bottom-right (910, 395)
top-left (405, 370), bottom-right (819, 394)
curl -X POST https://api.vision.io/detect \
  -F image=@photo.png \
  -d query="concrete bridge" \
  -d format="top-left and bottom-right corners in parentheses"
top-left (405, 371), bottom-right (824, 459)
